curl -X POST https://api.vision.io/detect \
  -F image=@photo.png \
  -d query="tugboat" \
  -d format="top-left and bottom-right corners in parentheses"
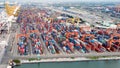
top-left (9, 59), bottom-right (21, 68)
top-left (9, 60), bottom-right (16, 68)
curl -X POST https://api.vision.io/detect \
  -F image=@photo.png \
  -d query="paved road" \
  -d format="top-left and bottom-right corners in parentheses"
top-left (39, 34), bottom-right (50, 55)
top-left (11, 23), bottom-right (20, 56)
top-left (13, 52), bottom-right (120, 59)
top-left (1, 23), bottom-right (18, 64)
top-left (0, 46), bottom-right (5, 64)
top-left (0, 64), bottom-right (7, 68)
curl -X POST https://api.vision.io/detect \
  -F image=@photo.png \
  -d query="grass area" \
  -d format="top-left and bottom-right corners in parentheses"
top-left (28, 58), bottom-right (41, 61)
top-left (87, 56), bottom-right (99, 60)
top-left (87, 56), bottom-right (114, 60)
top-left (13, 59), bottom-right (21, 66)
top-left (71, 57), bottom-right (75, 59)
top-left (28, 58), bottom-right (37, 61)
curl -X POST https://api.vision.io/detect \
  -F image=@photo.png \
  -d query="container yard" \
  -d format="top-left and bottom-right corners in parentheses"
top-left (0, 1), bottom-right (120, 63)
top-left (0, 1), bottom-right (120, 68)
top-left (6, 5), bottom-right (120, 59)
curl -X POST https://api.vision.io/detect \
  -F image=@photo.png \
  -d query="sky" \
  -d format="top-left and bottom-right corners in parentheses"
top-left (1, 0), bottom-right (120, 3)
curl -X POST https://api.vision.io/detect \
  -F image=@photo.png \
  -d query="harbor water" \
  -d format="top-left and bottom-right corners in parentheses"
top-left (15, 60), bottom-right (120, 68)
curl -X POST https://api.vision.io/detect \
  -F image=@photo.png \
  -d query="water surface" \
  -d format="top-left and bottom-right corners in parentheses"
top-left (15, 60), bottom-right (120, 68)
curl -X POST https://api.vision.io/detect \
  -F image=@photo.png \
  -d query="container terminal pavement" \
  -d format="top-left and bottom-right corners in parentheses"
top-left (11, 6), bottom-right (120, 59)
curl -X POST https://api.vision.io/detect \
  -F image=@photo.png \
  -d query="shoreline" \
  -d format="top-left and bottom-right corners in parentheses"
top-left (21, 56), bottom-right (120, 63)
top-left (6, 56), bottom-right (120, 68)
